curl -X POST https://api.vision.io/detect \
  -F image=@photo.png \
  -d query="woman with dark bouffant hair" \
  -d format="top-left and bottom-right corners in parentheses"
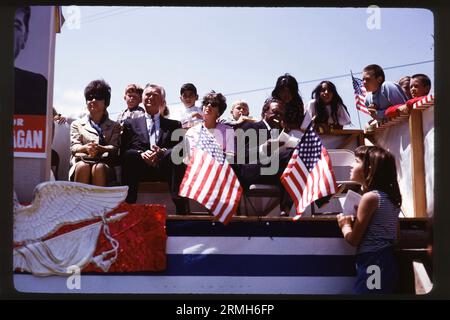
top-left (305, 80), bottom-right (351, 133)
top-left (271, 74), bottom-right (305, 130)
top-left (337, 145), bottom-right (402, 294)
top-left (69, 79), bottom-right (121, 186)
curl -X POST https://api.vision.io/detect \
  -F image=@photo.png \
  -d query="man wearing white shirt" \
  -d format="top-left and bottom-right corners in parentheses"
top-left (120, 84), bottom-right (186, 212)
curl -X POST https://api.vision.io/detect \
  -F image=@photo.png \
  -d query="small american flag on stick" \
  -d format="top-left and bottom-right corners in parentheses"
top-left (351, 71), bottom-right (370, 115)
top-left (281, 125), bottom-right (337, 220)
top-left (179, 126), bottom-right (242, 224)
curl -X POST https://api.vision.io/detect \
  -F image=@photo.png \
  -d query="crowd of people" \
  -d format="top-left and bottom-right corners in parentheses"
top-left (362, 64), bottom-right (432, 131)
top-left (64, 65), bottom-right (432, 194)
top-left (13, 5), bottom-right (432, 296)
top-left (57, 64), bottom-right (433, 294)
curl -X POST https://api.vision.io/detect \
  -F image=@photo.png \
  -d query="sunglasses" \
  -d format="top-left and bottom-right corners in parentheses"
top-left (86, 93), bottom-right (105, 101)
top-left (203, 101), bottom-right (220, 108)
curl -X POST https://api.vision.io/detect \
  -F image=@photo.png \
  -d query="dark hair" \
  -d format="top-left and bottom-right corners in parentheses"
top-left (411, 73), bottom-right (432, 89)
top-left (84, 79), bottom-right (112, 107)
top-left (16, 6), bottom-right (31, 34)
top-left (180, 83), bottom-right (198, 96)
top-left (202, 91), bottom-right (227, 116)
top-left (355, 145), bottom-right (402, 208)
top-left (261, 97), bottom-right (283, 118)
top-left (311, 81), bottom-right (350, 126)
top-left (363, 64), bottom-right (385, 83)
top-left (283, 105), bottom-right (303, 130)
top-left (271, 73), bottom-right (304, 121)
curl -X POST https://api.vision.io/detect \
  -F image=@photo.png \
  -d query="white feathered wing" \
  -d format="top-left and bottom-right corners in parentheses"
top-left (14, 181), bottom-right (128, 244)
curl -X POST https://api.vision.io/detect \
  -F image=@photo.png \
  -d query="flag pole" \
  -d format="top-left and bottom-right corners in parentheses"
top-left (351, 70), bottom-right (363, 130)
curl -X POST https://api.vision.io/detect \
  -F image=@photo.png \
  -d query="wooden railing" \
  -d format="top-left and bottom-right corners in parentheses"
top-left (367, 103), bottom-right (434, 218)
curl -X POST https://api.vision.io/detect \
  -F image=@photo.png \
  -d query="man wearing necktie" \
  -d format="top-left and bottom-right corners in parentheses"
top-left (235, 98), bottom-right (295, 215)
top-left (120, 84), bottom-right (187, 213)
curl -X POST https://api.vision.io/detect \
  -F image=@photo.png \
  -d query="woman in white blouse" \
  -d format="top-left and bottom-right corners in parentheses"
top-left (305, 81), bottom-right (351, 133)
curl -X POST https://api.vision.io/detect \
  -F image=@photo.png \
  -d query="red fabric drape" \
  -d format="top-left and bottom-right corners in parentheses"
top-left (49, 203), bottom-right (167, 272)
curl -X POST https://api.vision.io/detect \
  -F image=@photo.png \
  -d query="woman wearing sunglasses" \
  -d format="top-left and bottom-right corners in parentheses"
top-left (69, 79), bottom-right (121, 186)
top-left (184, 91), bottom-right (235, 163)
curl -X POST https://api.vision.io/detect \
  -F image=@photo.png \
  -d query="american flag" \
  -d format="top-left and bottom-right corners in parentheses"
top-left (351, 71), bottom-right (370, 115)
top-left (179, 126), bottom-right (242, 224)
top-left (280, 125), bottom-right (337, 220)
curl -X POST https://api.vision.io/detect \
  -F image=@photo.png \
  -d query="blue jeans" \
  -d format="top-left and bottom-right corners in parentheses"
top-left (354, 246), bottom-right (398, 294)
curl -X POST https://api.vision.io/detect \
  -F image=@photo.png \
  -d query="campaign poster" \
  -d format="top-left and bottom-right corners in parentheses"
top-left (13, 6), bottom-right (52, 158)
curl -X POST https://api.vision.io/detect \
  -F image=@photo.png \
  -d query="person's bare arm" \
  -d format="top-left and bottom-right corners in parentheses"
top-left (337, 191), bottom-right (379, 247)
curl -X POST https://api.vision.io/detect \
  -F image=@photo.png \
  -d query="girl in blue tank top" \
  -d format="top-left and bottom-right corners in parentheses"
top-left (337, 146), bottom-right (402, 294)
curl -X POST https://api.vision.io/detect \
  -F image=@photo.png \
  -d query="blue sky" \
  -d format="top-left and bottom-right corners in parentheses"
top-left (53, 6), bottom-right (434, 128)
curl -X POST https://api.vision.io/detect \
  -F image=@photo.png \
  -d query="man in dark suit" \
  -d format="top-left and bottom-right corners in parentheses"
top-left (235, 97), bottom-right (294, 214)
top-left (14, 6), bottom-right (48, 115)
top-left (237, 97), bottom-right (291, 172)
top-left (120, 84), bottom-right (186, 212)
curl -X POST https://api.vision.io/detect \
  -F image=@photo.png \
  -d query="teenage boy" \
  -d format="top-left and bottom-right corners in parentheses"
top-left (362, 64), bottom-right (407, 120)
top-left (117, 84), bottom-right (145, 125)
top-left (362, 64), bottom-right (407, 131)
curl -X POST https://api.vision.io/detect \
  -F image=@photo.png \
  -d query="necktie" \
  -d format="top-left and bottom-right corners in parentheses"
top-left (149, 115), bottom-right (156, 147)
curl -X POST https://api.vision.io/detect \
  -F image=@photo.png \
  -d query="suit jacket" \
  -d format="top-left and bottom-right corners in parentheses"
top-left (236, 120), bottom-right (293, 189)
top-left (69, 115), bottom-right (121, 179)
top-left (15, 67), bottom-right (48, 115)
top-left (237, 120), bottom-right (272, 164)
top-left (120, 115), bottom-right (182, 156)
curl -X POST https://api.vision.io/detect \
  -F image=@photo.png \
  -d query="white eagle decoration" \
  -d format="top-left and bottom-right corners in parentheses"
top-left (13, 181), bottom-right (128, 276)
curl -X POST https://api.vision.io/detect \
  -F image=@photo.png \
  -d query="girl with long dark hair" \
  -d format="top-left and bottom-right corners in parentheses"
top-left (337, 145), bottom-right (401, 294)
top-left (306, 80), bottom-right (351, 132)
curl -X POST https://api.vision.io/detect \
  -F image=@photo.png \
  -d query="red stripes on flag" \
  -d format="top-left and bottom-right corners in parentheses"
top-left (281, 147), bottom-right (337, 220)
top-left (412, 94), bottom-right (434, 110)
top-left (179, 148), bottom-right (242, 224)
top-left (351, 73), bottom-right (371, 115)
top-left (355, 92), bottom-right (370, 115)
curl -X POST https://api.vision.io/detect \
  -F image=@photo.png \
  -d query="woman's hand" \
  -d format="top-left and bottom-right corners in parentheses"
top-left (86, 141), bottom-right (99, 157)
